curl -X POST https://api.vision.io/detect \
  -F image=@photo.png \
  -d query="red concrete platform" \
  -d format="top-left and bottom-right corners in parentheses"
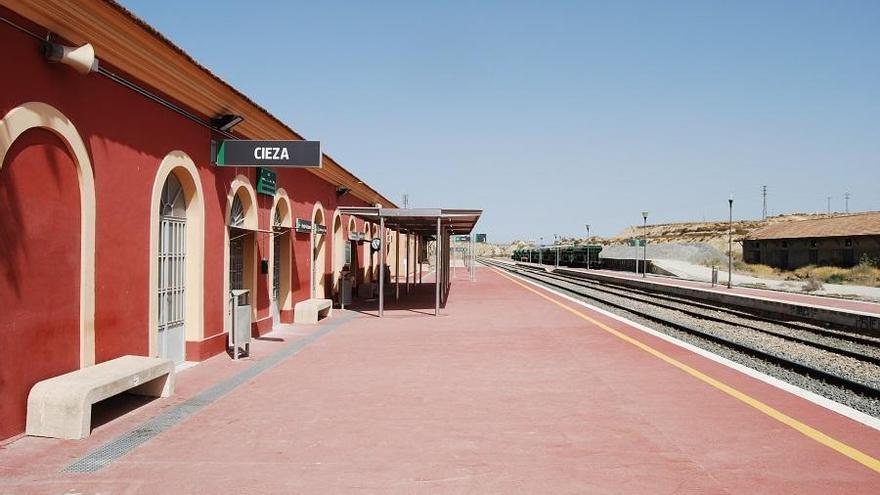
top-left (1, 267), bottom-right (878, 493)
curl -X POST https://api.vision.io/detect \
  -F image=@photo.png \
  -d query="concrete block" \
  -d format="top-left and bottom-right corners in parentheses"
top-left (294, 298), bottom-right (333, 324)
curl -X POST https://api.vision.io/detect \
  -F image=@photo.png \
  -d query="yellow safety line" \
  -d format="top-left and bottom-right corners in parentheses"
top-left (489, 266), bottom-right (880, 474)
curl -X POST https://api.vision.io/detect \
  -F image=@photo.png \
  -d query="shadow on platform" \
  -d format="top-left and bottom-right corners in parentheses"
top-left (345, 282), bottom-right (449, 317)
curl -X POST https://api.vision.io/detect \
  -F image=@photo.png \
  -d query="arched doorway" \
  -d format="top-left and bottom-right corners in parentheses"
top-left (364, 223), bottom-right (374, 283)
top-left (332, 212), bottom-right (344, 299)
top-left (0, 102), bottom-right (95, 440)
top-left (311, 205), bottom-right (327, 299)
top-left (0, 102), bottom-right (96, 440)
top-left (157, 173), bottom-right (187, 364)
top-left (148, 152), bottom-right (205, 364)
top-left (271, 191), bottom-right (292, 325)
top-left (225, 178), bottom-right (258, 335)
top-left (348, 217), bottom-right (359, 287)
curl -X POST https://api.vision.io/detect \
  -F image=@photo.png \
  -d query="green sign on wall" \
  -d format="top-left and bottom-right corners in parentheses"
top-left (256, 167), bottom-right (277, 196)
top-left (295, 218), bottom-right (312, 233)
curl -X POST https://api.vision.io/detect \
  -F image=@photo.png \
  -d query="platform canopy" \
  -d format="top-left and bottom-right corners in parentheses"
top-left (337, 206), bottom-right (482, 318)
top-left (337, 207), bottom-right (482, 236)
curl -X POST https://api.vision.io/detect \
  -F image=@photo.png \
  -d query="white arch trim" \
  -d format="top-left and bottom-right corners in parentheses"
top-left (271, 188), bottom-right (294, 228)
top-left (148, 151), bottom-right (205, 357)
top-left (223, 175), bottom-right (259, 332)
top-left (311, 202), bottom-right (327, 298)
top-left (332, 209), bottom-right (345, 294)
top-left (227, 174), bottom-right (258, 230)
top-left (0, 102), bottom-right (96, 368)
top-left (270, 189), bottom-right (293, 313)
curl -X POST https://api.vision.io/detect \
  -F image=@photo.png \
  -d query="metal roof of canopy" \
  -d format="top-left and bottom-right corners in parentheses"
top-left (338, 207), bottom-right (483, 236)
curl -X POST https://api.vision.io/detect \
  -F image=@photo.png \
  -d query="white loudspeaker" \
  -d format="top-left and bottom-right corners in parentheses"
top-left (43, 42), bottom-right (99, 74)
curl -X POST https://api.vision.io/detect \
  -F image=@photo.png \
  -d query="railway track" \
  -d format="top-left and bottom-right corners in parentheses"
top-left (480, 258), bottom-right (880, 404)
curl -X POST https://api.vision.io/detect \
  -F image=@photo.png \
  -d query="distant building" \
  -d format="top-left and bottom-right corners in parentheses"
top-left (743, 213), bottom-right (880, 269)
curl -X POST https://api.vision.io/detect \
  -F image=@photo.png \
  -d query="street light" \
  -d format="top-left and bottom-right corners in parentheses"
top-left (554, 234), bottom-right (560, 268)
top-left (728, 195), bottom-right (733, 289)
top-left (641, 211), bottom-right (649, 278)
top-left (584, 224), bottom-right (591, 269)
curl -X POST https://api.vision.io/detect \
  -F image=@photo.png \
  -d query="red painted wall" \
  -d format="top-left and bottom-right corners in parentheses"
top-left (0, 129), bottom-right (81, 439)
top-left (0, 8), bottom-right (378, 440)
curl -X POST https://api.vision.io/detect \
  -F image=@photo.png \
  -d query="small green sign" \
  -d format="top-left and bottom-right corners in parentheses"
top-left (295, 218), bottom-right (312, 233)
top-left (256, 167), bottom-right (277, 196)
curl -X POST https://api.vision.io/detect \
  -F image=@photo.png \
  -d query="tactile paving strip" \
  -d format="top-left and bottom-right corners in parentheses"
top-left (63, 313), bottom-right (354, 473)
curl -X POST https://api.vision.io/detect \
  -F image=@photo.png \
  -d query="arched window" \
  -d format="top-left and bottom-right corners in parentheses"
top-left (229, 194), bottom-right (245, 227)
top-left (272, 207), bottom-right (283, 301)
top-left (157, 172), bottom-right (188, 364)
top-left (159, 173), bottom-right (186, 218)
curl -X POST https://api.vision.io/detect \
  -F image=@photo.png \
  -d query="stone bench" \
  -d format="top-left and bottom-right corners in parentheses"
top-left (294, 298), bottom-right (333, 324)
top-left (26, 355), bottom-right (175, 440)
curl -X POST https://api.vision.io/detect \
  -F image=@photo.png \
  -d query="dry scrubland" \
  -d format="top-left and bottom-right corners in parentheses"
top-left (735, 258), bottom-right (880, 289)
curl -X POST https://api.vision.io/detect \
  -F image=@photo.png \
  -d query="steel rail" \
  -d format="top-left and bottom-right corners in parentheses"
top-left (529, 268), bottom-right (880, 366)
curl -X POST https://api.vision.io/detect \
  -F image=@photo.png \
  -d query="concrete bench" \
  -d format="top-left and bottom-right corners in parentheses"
top-left (294, 298), bottom-right (333, 324)
top-left (26, 355), bottom-right (175, 440)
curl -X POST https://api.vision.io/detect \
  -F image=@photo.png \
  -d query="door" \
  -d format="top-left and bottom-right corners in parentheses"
top-left (158, 174), bottom-right (186, 364)
top-left (271, 226), bottom-right (282, 326)
top-left (230, 234), bottom-right (244, 291)
top-left (312, 241), bottom-right (319, 298)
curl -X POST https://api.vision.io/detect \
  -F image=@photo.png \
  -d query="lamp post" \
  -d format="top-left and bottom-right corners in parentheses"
top-left (584, 224), bottom-right (591, 269)
top-left (728, 195), bottom-right (733, 289)
top-left (554, 234), bottom-right (560, 268)
top-left (641, 211), bottom-right (649, 278)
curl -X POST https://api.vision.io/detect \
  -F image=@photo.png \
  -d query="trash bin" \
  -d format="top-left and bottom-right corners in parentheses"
top-left (711, 266), bottom-right (719, 286)
top-left (339, 270), bottom-right (353, 308)
top-left (230, 289), bottom-right (251, 359)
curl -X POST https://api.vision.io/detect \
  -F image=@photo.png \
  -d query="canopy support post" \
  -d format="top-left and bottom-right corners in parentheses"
top-left (379, 216), bottom-right (385, 317)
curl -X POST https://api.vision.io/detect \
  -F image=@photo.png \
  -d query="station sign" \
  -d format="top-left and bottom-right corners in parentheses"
top-left (213, 140), bottom-right (321, 168)
top-left (255, 167), bottom-right (276, 196)
top-left (348, 231), bottom-right (366, 241)
top-left (294, 218), bottom-right (312, 233)
top-left (453, 235), bottom-right (471, 242)
top-left (314, 223), bottom-right (327, 235)
top-left (475, 233), bottom-right (487, 243)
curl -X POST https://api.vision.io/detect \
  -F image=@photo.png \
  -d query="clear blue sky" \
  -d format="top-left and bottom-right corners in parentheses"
top-left (122, 0), bottom-right (879, 243)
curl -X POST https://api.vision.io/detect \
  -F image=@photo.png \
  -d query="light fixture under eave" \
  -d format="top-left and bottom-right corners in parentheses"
top-left (336, 186), bottom-right (351, 198)
top-left (211, 114), bottom-right (244, 132)
top-left (43, 42), bottom-right (99, 74)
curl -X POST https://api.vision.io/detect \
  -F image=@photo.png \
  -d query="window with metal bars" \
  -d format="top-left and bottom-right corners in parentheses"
top-left (158, 174), bottom-right (186, 333)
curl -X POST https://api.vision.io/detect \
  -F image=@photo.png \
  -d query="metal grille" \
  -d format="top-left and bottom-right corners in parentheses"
top-left (158, 175), bottom-right (186, 363)
top-left (230, 194), bottom-right (245, 227)
top-left (273, 233), bottom-right (281, 300)
top-left (230, 233), bottom-right (244, 290)
top-left (272, 208), bottom-right (282, 301)
top-left (158, 218), bottom-right (186, 330)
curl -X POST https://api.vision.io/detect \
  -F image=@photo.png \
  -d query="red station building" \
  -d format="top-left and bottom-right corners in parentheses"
top-left (0, 0), bottom-right (403, 440)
